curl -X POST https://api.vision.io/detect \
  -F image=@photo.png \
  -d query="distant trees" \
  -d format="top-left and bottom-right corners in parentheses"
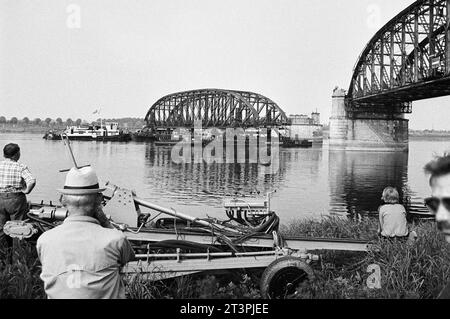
top-left (0, 116), bottom-right (147, 130)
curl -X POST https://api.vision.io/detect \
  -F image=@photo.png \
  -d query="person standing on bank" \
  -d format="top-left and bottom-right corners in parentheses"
top-left (377, 187), bottom-right (409, 240)
top-left (37, 166), bottom-right (135, 299)
top-left (0, 143), bottom-right (36, 250)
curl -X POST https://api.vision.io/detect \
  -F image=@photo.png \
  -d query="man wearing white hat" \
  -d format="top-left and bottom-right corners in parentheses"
top-left (36, 167), bottom-right (135, 299)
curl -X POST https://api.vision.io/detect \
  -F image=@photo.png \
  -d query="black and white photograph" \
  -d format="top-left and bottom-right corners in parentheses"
top-left (1, 0), bottom-right (450, 307)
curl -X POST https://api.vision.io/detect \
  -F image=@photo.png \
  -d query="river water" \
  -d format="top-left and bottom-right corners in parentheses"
top-left (0, 133), bottom-right (448, 223)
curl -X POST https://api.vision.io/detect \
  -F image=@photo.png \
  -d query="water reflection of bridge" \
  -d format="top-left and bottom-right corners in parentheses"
top-left (144, 144), bottom-right (290, 205)
top-left (142, 145), bottom-right (328, 215)
top-left (328, 150), bottom-right (411, 217)
top-left (143, 143), bottom-right (431, 219)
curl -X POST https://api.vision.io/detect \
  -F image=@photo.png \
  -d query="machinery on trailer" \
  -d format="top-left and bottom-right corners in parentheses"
top-left (4, 187), bottom-right (371, 299)
top-left (3, 136), bottom-right (372, 299)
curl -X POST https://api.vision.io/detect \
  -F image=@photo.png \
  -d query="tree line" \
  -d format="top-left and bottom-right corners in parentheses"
top-left (0, 116), bottom-right (146, 129)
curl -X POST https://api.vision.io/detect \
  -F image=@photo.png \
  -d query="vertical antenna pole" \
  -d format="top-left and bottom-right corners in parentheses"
top-left (61, 134), bottom-right (79, 169)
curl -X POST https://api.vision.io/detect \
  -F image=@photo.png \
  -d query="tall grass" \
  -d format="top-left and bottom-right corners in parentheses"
top-left (291, 219), bottom-right (450, 299)
top-left (280, 215), bottom-right (379, 240)
top-left (0, 241), bottom-right (45, 299)
top-left (362, 222), bottom-right (450, 298)
top-left (125, 272), bottom-right (262, 299)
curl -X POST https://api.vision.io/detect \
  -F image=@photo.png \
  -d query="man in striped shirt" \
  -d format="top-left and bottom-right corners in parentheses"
top-left (0, 143), bottom-right (36, 250)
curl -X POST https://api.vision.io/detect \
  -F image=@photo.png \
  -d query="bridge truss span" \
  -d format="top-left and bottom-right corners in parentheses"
top-left (145, 89), bottom-right (289, 128)
top-left (348, 0), bottom-right (450, 113)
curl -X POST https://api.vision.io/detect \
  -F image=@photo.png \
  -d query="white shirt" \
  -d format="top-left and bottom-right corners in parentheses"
top-left (37, 215), bottom-right (135, 299)
top-left (379, 204), bottom-right (409, 238)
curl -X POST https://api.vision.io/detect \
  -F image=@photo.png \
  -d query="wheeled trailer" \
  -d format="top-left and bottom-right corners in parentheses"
top-left (5, 183), bottom-right (371, 299)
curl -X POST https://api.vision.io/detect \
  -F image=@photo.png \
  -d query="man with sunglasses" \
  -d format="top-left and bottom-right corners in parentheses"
top-left (424, 154), bottom-right (450, 298)
top-left (424, 154), bottom-right (450, 243)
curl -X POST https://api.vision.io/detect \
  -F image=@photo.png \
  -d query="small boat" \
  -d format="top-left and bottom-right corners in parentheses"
top-left (281, 137), bottom-right (313, 148)
top-left (63, 122), bottom-right (132, 141)
top-left (132, 128), bottom-right (157, 142)
top-left (154, 136), bottom-right (217, 147)
top-left (43, 130), bottom-right (62, 140)
top-left (154, 139), bottom-right (183, 146)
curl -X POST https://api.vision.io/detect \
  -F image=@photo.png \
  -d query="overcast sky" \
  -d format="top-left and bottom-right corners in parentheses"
top-left (0, 0), bottom-right (449, 129)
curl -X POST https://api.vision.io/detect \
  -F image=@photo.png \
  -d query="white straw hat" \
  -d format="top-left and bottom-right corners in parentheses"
top-left (57, 167), bottom-right (106, 195)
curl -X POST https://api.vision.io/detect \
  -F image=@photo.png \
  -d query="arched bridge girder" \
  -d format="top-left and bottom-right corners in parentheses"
top-left (232, 91), bottom-right (289, 127)
top-left (348, 0), bottom-right (450, 111)
top-left (165, 91), bottom-right (259, 128)
top-left (145, 89), bottom-right (290, 128)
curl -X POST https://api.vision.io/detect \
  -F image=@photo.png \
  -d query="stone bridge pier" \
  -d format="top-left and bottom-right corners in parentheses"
top-left (329, 88), bottom-right (409, 152)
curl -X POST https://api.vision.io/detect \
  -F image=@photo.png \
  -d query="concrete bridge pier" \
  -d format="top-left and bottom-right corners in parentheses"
top-left (329, 88), bottom-right (409, 152)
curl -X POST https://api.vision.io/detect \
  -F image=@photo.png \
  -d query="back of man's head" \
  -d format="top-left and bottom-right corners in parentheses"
top-left (3, 143), bottom-right (20, 159)
top-left (424, 153), bottom-right (450, 185)
top-left (60, 193), bottom-right (102, 217)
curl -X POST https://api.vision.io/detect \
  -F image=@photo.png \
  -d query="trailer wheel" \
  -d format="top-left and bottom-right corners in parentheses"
top-left (260, 257), bottom-right (314, 299)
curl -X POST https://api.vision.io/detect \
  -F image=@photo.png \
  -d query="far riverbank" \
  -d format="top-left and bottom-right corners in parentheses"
top-left (0, 126), bottom-right (50, 134)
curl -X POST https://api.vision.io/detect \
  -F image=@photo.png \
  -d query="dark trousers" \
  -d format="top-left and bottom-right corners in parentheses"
top-left (0, 192), bottom-right (28, 250)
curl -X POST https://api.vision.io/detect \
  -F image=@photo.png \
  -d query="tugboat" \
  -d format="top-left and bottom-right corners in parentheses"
top-left (131, 127), bottom-right (157, 142)
top-left (63, 122), bottom-right (132, 141)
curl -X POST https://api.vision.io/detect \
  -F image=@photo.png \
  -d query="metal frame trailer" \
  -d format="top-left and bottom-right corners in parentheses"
top-left (122, 228), bottom-right (370, 281)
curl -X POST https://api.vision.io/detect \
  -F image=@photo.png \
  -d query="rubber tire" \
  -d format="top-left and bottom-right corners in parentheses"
top-left (260, 256), bottom-right (315, 299)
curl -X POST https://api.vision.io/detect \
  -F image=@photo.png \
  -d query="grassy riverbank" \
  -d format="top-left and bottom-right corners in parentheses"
top-left (1, 217), bottom-right (448, 299)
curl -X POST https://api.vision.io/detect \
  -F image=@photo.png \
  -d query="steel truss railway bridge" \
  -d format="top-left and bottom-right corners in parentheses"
top-left (145, 89), bottom-right (290, 129)
top-left (144, 0), bottom-right (449, 150)
top-left (330, 0), bottom-right (450, 151)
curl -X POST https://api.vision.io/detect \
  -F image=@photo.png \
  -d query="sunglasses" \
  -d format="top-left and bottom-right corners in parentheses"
top-left (424, 197), bottom-right (450, 214)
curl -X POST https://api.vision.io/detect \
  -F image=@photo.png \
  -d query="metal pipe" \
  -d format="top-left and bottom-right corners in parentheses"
top-left (61, 134), bottom-right (79, 168)
top-left (133, 197), bottom-right (241, 234)
top-left (135, 250), bottom-right (283, 259)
